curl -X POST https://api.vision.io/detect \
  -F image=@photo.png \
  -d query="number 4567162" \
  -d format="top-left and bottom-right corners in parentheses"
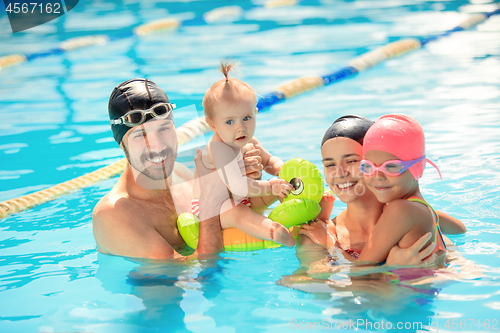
top-left (5, 2), bottom-right (62, 14)
top-left (444, 319), bottom-right (498, 330)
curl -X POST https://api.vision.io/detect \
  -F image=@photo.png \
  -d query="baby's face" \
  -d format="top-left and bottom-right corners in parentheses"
top-left (209, 97), bottom-right (257, 149)
top-left (363, 150), bottom-right (418, 203)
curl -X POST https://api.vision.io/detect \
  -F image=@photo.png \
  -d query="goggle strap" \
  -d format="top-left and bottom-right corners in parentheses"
top-left (425, 158), bottom-right (442, 180)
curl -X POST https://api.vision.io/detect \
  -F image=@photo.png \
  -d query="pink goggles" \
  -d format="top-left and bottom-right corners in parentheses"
top-left (360, 156), bottom-right (426, 177)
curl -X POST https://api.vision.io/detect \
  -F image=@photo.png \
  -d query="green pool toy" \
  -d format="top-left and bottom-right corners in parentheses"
top-left (177, 212), bottom-right (200, 250)
top-left (177, 157), bottom-right (325, 250)
top-left (268, 157), bottom-right (324, 228)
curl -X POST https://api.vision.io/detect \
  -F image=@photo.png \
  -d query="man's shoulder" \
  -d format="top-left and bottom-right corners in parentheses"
top-left (93, 191), bottom-right (137, 226)
top-left (92, 193), bottom-right (176, 258)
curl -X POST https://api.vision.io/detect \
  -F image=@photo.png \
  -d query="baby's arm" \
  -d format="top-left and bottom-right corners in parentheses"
top-left (357, 200), bottom-right (432, 263)
top-left (248, 137), bottom-right (283, 176)
top-left (247, 178), bottom-right (293, 200)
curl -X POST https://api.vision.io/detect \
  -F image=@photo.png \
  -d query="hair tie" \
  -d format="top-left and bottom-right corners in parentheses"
top-left (225, 76), bottom-right (229, 82)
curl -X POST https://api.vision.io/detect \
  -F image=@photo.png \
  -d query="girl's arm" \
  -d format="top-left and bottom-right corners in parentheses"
top-left (249, 137), bottom-right (283, 176)
top-left (357, 200), bottom-right (432, 263)
top-left (436, 210), bottom-right (466, 234)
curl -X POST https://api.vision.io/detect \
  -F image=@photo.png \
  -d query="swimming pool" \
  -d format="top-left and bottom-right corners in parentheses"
top-left (1, 0), bottom-right (500, 331)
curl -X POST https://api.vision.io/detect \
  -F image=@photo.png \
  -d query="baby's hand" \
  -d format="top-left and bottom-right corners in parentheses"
top-left (242, 143), bottom-right (263, 179)
top-left (268, 178), bottom-right (293, 201)
top-left (242, 142), bottom-right (257, 155)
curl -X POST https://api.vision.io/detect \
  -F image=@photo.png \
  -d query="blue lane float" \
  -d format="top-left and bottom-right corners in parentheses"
top-left (255, 5), bottom-right (500, 112)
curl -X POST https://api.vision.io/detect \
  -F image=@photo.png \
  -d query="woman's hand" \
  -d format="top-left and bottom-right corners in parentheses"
top-left (299, 220), bottom-right (334, 248)
top-left (385, 232), bottom-right (437, 266)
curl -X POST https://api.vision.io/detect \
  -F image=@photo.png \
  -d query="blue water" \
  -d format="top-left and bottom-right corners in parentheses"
top-left (1, 0), bottom-right (500, 332)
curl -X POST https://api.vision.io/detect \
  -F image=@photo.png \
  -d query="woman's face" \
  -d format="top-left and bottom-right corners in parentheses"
top-left (321, 137), bottom-right (367, 203)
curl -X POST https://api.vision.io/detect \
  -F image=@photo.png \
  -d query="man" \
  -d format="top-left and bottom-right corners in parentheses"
top-left (93, 79), bottom-right (244, 259)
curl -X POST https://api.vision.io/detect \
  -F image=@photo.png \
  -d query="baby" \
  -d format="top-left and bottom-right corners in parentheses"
top-left (194, 61), bottom-right (296, 247)
top-left (356, 113), bottom-right (447, 263)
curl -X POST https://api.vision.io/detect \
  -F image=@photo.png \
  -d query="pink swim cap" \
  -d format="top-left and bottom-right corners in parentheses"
top-left (363, 114), bottom-right (441, 180)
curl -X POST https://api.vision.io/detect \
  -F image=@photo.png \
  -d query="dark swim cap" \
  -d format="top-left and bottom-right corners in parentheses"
top-left (108, 79), bottom-right (171, 144)
top-left (321, 115), bottom-right (374, 147)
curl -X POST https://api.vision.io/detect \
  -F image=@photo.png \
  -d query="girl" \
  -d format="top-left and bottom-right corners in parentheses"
top-left (356, 113), bottom-right (447, 263)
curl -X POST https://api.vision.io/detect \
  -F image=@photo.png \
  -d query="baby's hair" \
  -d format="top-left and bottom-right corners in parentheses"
top-left (221, 60), bottom-right (237, 82)
top-left (203, 60), bottom-right (256, 119)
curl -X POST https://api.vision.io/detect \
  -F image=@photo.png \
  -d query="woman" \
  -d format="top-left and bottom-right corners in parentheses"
top-left (299, 115), bottom-right (465, 266)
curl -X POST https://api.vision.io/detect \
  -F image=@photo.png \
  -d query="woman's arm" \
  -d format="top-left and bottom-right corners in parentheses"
top-left (385, 232), bottom-right (437, 265)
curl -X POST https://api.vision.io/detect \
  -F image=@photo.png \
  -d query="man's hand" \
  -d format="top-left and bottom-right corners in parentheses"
top-left (386, 232), bottom-right (437, 266)
top-left (242, 143), bottom-right (263, 179)
top-left (268, 178), bottom-right (293, 201)
top-left (193, 148), bottom-right (226, 254)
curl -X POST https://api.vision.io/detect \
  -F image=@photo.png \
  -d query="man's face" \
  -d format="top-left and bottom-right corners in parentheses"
top-left (122, 118), bottom-right (178, 181)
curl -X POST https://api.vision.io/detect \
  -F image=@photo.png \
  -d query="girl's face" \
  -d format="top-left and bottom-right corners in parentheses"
top-left (363, 150), bottom-right (418, 203)
top-left (321, 137), bottom-right (367, 203)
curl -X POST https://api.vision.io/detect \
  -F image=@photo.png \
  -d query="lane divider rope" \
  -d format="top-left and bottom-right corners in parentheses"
top-left (0, 0), bottom-right (305, 72)
top-left (0, 117), bottom-right (209, 219)
top-left (257, 5), bottom-right (500, 111)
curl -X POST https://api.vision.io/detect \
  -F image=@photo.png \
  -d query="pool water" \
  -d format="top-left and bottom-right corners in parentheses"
top-left (1, 0), bottom-right (500, 332)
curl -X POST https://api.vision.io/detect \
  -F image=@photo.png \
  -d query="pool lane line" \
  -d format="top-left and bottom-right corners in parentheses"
top-left (0, 116), bottom-right (210, 219)
top-left (0, 0), bottom-right (307, 72)
top-left (0, 6), bottom-right (499, 219)
top-left (256, 6), bottom-right (500, 112)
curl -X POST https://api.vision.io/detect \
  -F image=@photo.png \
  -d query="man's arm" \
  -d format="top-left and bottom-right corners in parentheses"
top-left (193, 148), bottom-right (226, 255)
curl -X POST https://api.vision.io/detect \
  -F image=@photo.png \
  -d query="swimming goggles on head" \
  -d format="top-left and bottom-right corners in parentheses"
top-left (359, 156), bottom-right (426, 177)
top-left (110, 102), bottom-right (176, 127)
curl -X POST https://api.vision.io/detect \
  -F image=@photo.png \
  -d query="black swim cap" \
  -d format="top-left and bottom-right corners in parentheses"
top-left (108, 79), bottom-right (171, 144)
top-left (321, 115), bottom-right (374, 147)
